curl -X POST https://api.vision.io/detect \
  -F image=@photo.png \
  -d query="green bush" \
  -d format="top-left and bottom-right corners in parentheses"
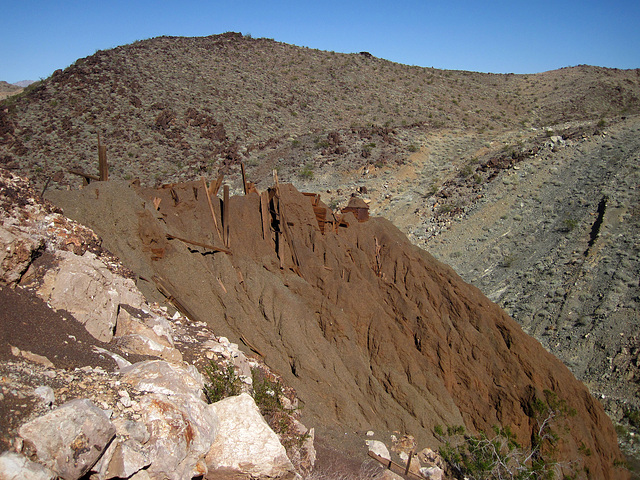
top-left (435, 390), bottom-right (578, 479)
top-left (251, 368), bottom-right (284, 415)
top-left (203, 361), bottom-right (242, 403)
top-left (299, 163), bottom-right (314, 180)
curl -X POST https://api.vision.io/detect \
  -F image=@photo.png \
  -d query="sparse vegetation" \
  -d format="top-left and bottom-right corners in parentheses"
top-left (203, 361), bottom-right (242, 403)
top-left (299, 163), bottom-right (314, 180)
top-left (435, 390), bottom-right (578, 480)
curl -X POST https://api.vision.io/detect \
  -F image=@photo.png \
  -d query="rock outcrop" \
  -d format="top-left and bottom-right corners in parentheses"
top-left (0, 169), bottom-right (308, 480)
top-left (47, 177), bottom-right (629, 478)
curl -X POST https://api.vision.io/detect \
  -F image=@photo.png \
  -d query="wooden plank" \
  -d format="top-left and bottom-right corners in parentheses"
top-left (169, 188), bottom-right (179, 206)
top-left (273, 185), bottom-right (302, 274)
top-left (153, 275), bottom-right (199, 322)
top-left (302, 192), bottom-right (320, 206)
top-left (98, 145), bottom-right (108, 181)
top-left (239, 334), bottom-right (264, 357)
top-left (260, 190), bottom-right (271, 241)
top-left (223, 184), bottom-right (230, 248)
top-left (201, 176), bottom-right (223, 243)
top-left (241, 162), bottom-right (248, 195)
top-left (69, 169), bottom-right (100, 181)
top-left (404, 451), bottom-right (414, 476)
top-left (210, 173), bottom-right (224, 197)
top-left (165, 234), bottom-right (231, 254)
top-left (367, 452), bottom-right (422, 480)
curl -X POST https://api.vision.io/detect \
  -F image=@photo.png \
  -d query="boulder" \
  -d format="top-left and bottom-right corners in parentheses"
top-left (0, 225), bottom-right (44, 286)
top-left (206, 393), bottom-right (294, 478)
top-left (0, 451), bottom-right (56, 480)
top-left (18, 398), bottom-right (116, 480)
top-left (366, 440), bottom-right (391, 461)
top-left (115, 305), bottom-right (176, 348)
top-left (420, 466), bottom-right (443, 480)
top-left (36, 250), bottom-right (145, 342)
top-left (114, 305), bottom-right (183, 362)
top-left (139, 393), bottom-right (218, 480)
top-left (115, 333), bottom-right (183, 363)
top-left (120, 359), bottom-right (206, 400)
top-left (92, 438), bottom-right (151, 479)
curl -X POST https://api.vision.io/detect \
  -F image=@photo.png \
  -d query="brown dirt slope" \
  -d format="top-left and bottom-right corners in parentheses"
top-left (48, 179), bottom-right (628, 478)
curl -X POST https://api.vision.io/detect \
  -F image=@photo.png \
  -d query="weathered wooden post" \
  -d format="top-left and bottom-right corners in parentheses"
top-left (223, 184), bottom-right (230, 248)
top-left (201, 176), bottom-right (223, 242)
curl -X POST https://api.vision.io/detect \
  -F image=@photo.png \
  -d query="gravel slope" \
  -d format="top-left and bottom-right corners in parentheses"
top-left (423, 115), bottom-right (640, 457)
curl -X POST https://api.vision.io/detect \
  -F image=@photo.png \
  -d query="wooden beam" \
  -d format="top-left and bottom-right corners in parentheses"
top-left (260, 190), bottom-right (271, 241)
top-left (241, 162), bottom-right (248, 195)
top-left (201, 176), bottom-right (223, 243)
top-left (153, 275), bottom-right (200, 323)
top-left (223, 184), bottom-right (230, 248)
top-left (69, 169), bottom-right (100, 183)
top-left (98, 145), bottom-right (108, 181)
top-left (210, 173), bottom-right (224, 197)
top-left (166, 234), bottom-right (231, 254)
top-left (367, 452), bottom-right (422, 480)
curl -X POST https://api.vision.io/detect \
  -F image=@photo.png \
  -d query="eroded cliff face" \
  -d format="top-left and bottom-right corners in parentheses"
top-left (48, 180), bottom-right (628, 478)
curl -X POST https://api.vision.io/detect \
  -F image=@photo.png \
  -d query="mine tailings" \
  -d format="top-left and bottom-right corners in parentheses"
top-left (47, 179), bottom-right (628, 478)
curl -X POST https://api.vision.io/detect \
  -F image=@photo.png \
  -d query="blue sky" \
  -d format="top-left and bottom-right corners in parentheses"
top-left (2, 0), bottom-right (639, 83)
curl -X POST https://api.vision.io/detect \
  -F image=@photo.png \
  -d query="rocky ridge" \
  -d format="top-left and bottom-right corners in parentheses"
top-left (0, 33), bottom-right (638, 193)
top-left (1, 32), bottom-right (640, 477)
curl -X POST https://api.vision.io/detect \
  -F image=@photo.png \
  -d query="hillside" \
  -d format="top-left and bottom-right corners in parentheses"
top-left (0, 81), bottom-right (22, 101)
top-left (1, 32), bottom-right (640, 475)
top-left (1, 32), bottom-right (638, 191)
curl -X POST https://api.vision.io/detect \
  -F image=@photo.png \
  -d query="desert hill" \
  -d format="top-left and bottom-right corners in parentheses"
top-left (0, 32), bottom-right (639, 191)
top-left (1, 31), bottom-right (640, 475)
top-left (0, 81), bottom-right (22, 101)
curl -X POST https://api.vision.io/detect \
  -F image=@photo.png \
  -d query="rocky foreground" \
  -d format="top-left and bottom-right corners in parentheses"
top-left (0, 169), bottom-right (315, 479)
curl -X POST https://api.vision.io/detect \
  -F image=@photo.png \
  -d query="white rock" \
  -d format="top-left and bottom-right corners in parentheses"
top-left (0, 225), bottom-right (45, 286)
top-left (0, 451), bottom-right (56, 480)
top-left (105, 439), bottom-right (151, 479)
top-left (206, 393), bottom-right (294, 478)
top-left (420, 466), bottom-right (444, 480)
top-left (121, 360), bottom-right (205, 401)
top-left (33, 386), bottom-right (54, 407)
top-left (140, 393), bottom-right (218, 480)
top-left (112, 417), bottom-right (151, 444)
top-left (116, 334), bottom-right (183, 363)
top-left (92, 346), bottom-right (131, 369)
top-left (366, 439), bottom-right (391, 461)
top-left (36, 250), bottom-right (145, 342)
top-left (118, 389), bottom-right (132, 408)
top-left (18, 398), bottom-right (116, 480)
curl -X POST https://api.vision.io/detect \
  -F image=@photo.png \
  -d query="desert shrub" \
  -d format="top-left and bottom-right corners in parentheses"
top-left (562, 218), bottom-right (579, 232)
top-left (251, 368), bottom-right (284, 415)
top-left (624, 406), bottom-right (640, 429)
top-left (436, 390), bottom-right (577, 479)
top-left (203, 361), bottom-right (242, 403)
top-left (299, 163), bottom-right (314, 180)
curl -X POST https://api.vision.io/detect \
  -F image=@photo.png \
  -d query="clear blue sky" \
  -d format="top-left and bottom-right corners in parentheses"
top-left (2, 0), bottom-right (639, 83)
